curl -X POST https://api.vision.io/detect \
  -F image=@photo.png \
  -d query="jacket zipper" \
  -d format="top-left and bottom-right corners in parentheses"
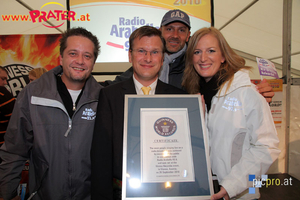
top-left (64, 119), bottom-right (72, 137)
top-left (65, 103), bottom-right (76, 137)
top-left (64, 100), bottom-right (97, 198)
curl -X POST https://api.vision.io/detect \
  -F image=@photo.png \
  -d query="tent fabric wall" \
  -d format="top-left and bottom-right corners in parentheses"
top-left (214, 0), bottom-right (300, 76)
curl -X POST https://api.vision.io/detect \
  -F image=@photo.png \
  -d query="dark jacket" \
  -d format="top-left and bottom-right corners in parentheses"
top-left (91, 77), bottom-right (186, 200)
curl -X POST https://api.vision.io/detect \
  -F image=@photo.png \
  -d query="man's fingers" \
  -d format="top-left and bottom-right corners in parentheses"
top-left (255, 79), bottom-right (275, 102)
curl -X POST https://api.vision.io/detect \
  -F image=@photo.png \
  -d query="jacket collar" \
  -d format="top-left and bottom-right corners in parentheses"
top-left (218, 70), bottom-right (252, 97)
top-left (121, 77), bottom-right (137, 94)
top-left (44, 66), bottom-right (102, 103)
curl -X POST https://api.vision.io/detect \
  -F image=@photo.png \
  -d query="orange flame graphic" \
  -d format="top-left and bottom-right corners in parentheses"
top-left (0, 34), bottom-right (61, 70)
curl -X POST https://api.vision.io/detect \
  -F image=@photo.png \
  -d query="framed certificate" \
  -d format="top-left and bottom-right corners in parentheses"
top-left (123, 95), bottom-right (213, 200)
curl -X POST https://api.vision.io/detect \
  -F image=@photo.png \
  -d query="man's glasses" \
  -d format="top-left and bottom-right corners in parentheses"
top-left (131, 49), bottom-right (163, 57)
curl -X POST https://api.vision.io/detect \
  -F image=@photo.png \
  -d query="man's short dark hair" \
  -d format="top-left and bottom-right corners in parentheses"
top-left (60, 27), bottom-right (100, 62)
top-left (129, 26), bottom-right (166, 53)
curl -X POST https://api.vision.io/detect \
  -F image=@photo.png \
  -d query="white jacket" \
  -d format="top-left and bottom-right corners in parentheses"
top-left (207, 70), bottom-right (280, 199)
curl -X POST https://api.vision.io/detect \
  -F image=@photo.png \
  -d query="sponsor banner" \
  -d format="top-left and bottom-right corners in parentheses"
top-left (1, 2), bottom-right (85, 30)
top-left (256, 57), bottom-right (279, 79)
top-left (251, 79), bottom-right (283, 128)
top-left (70, 0), bottom-right (212, 63)
top-left (0, 34), bottom-right (61, 97)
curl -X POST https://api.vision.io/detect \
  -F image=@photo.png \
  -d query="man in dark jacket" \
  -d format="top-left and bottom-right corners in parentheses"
top-left (91, 26), bottom-right (186, 200)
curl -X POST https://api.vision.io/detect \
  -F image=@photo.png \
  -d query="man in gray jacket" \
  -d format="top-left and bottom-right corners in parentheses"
top-left (0, 27), bottom-right (102, 200)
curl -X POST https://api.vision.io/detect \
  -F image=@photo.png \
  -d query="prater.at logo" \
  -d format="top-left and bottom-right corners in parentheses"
top-left (154, 117), bottom-right (177, 136)
top-left (29, 2), bottom-right (89, 28)
top-left (29, 2), bottom-right (74, 28)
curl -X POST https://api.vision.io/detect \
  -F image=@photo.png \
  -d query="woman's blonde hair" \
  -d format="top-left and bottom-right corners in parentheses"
top-left (182, 27), bottom-right (251, 94)
top-left (29, 67), bottom-right (48, 79)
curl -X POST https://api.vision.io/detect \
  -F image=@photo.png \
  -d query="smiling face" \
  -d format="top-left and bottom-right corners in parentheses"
top-left (60, 36), bottom-right (95, 90)
top-left (193, 34), bottom-right (225, 82)
top-left (129, 36), bottom-right (164, 86)
top-left (160, 22), bottom-right (190, 54)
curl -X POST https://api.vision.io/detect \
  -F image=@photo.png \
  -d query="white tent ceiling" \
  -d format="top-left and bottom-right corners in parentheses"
top-left (214, 0), bottom-right (300, 77)
top-left (1, 0), bottom-right (299, 77)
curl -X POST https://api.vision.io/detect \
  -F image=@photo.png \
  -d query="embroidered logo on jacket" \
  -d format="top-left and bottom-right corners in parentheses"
top-left (81, 108), bottom-right (96, 120)
top-left (222, 97), bottom-right (242, 112)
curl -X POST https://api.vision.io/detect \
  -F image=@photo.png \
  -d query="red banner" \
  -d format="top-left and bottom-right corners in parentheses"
top-left (0, 34), bottom-right (61, 97)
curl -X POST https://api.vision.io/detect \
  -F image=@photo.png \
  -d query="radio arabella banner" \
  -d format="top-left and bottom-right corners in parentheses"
top-left (70, 0), bottom-right (212, 63)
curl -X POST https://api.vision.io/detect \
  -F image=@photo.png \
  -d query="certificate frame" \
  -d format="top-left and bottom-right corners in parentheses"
top-left (122, 95), bottom-right (213, 200)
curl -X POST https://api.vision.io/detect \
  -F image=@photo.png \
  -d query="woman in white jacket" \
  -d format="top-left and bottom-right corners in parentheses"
top-left (182, 27), bottom-right (280, 200)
